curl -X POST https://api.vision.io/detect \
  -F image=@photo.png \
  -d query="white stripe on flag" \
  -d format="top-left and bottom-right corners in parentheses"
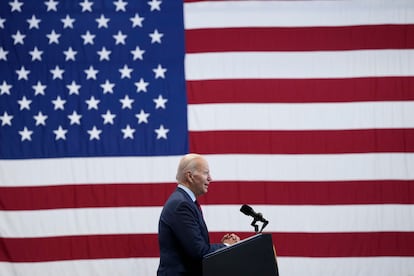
top-left (1, 153), bottom-right (413, 187)
top-left (0, 207), bottom-right (161, 238)
top-left (0, 258), bottom-right (414, 276)
top-left (277, 257), bottom-right (414, 276)
top-left (185, 50), bottom-right (414, 80)
top-left (184, 0), bottom-right (414, 28)
top-left (203, 205), bottom-right (414, 233)
top-left (0, 258), bottom-right (159, 276)
top-left (0, 156), bottom-right (180, 187)
top-left (207, 154), bottom-right (414, 181)
top-left (188, 102), bottom-right (414, 131)
top-left (1, 204), bottom-right (413, 237)
top-left (1, 257), bottom-right (414, 276)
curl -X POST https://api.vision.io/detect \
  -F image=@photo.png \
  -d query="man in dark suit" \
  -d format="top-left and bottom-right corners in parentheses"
top-left (157, 153), bottom-right (240, 275)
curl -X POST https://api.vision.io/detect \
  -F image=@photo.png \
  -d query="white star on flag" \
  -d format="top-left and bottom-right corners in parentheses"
top-left (19, 127), bottom-right (33, 141)
top-left (33, 111), bottom-right (48, 126)
top-left (27, 15), bottom-right (41, 29)
top-left (113, 31), bottom-right (127, 45)
top-left (79, 0), bottom-right (93, 12)
top-left (153, 64), bottom-right (167, 79)
top-left (12, 30), bottom-right (25, 45)
top-left (0, 47), bottom-right (8, 60)
top-left (154, 124), bottom-right (169, 139)
top-left (119, 64), bottom-right (133, 79)
top-left (9, 0), bottom-right (24, 12)
top-left (97, 47), bottom-right (111, 61)
top-left (53, 126), bottom-right (68, 140)
top-left (29, 47), bottom-right (43, 61)
top-left (44, 0), bottom-right (59, 12)
top-left (121, 124), bottom-right (136, 139)
top-left (84, 66), bottom-right (99, 80)
top-left (18, 96), bottom-right (31, 110)
top-left (32, 81), bottom-right (46, 95)
top-left (101, 110), bottom-right (116, 125)
top-left (16, 66), bottom-right (30, 80)
top-left (148, 0), bottom-right (162, 11)
top-left (46, 30), bottom-right (61, 44)
top-left (67, 111), bottom-right (82, 125)
top-left (96, 14), bottom-right (110, 28)
top-left (135, 109), bottom-right (150, 124)
top-left (113, 0), bottom-right (128, 12)
top-left (52, 96), bottom-right (66, 110)
top-left (87, 126), bottom-right (102, 140)
top-left (85, 96), bottom-right (100, 110)
top-left (50, 65), bottom-right (64, 79)
top-left (119, 95), bottom-right (134, 109)
top-left (153, 94), bottom-right (167, 109)
top-left (63, 47), bottom-right (77, 61)
top-left (61, 15), bottom-right (75, 28)
top-left (130, 13), bottom-right (144, 28)
top-left (45, 0), bottom-right (59, 11)
top-left (100, 80), bottom-right (115, 94)
top-left (66, 81), bottom-right (81, 95)
top-left (134, 78), bottom-right (149, 92)
top-left (149, 29), bottom-right (163, 44)
top-left (0, 81), bottom-right (12, 95)
top-left (81, 31), bottom-right (95, 45)
top-left (131, 46), bottom-right (145, 60)
top-left (0, 111), bottom-right (13, 126)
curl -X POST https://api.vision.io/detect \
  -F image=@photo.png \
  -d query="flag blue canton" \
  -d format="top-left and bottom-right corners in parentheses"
top-left (0, 0), bottom-right (188, 159)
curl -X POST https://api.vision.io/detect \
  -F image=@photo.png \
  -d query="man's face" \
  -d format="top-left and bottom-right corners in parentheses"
top-left (190, 159), bottom-right (212, 197)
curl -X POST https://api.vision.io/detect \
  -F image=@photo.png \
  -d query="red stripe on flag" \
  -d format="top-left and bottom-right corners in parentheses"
top-left (271, 232), bottom-right (414, 257)
top-left (189, 129), bottom-right (414, 154)
top-left (1, 232), bottom-right (413, 262)
top-left (0, 234), bottom-right (159, 262)
top-left (201, 180), bottom-right (414, 205)
top-left (225, 232), bottom-right (414, 258)
top-left (1, 180), bottom-right (413, 211)
top-left (0, 184), bottom-right (176, 211)
top-left (186, 25), bottom-right (414, 52)
top-left (186, 77), bottom-right (414, 104)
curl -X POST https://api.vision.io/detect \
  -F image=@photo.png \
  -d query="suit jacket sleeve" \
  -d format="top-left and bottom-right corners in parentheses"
top-left (167, 198), bottom-right (225, 259)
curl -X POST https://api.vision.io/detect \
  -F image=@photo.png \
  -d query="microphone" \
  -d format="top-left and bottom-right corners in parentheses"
top-left (240, 204), bottom-right (267, 223)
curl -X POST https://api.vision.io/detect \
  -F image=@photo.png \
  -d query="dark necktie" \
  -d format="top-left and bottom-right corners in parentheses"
top-left (195, 200), bottom-right (203, 214)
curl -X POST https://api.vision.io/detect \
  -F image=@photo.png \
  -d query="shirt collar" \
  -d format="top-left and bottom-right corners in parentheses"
top-left (178, 184), bottom-right (196, 202)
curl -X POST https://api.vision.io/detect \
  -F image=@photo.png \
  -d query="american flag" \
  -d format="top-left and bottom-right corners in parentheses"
top-left (1, 0), bottom-right (414, 275)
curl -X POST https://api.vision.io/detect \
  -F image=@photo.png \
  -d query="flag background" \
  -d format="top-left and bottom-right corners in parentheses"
top-left (1, 0), bottom-right (414, 275)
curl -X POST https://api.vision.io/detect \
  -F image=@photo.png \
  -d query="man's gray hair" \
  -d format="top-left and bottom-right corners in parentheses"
top-left (176, 153), bottom-right (204, 183)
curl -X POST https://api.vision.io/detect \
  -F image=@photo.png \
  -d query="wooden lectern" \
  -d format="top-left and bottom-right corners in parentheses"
top-left (202, 233), bottom-right (279, 276)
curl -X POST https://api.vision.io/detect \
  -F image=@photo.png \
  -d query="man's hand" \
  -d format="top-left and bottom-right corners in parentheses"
top-left (221, 233), bottom-right (240, 245)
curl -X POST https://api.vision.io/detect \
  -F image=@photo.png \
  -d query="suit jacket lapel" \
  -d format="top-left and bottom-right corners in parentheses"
top-left (176, 188), bottom-right (210, 243)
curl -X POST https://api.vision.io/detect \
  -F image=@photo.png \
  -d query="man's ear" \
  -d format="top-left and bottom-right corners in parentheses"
top-left (187, 172), bottom-right (193, 183)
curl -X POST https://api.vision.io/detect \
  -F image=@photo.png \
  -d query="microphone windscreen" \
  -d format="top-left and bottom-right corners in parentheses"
top-left (240, 204), bottom-right (253, 216)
